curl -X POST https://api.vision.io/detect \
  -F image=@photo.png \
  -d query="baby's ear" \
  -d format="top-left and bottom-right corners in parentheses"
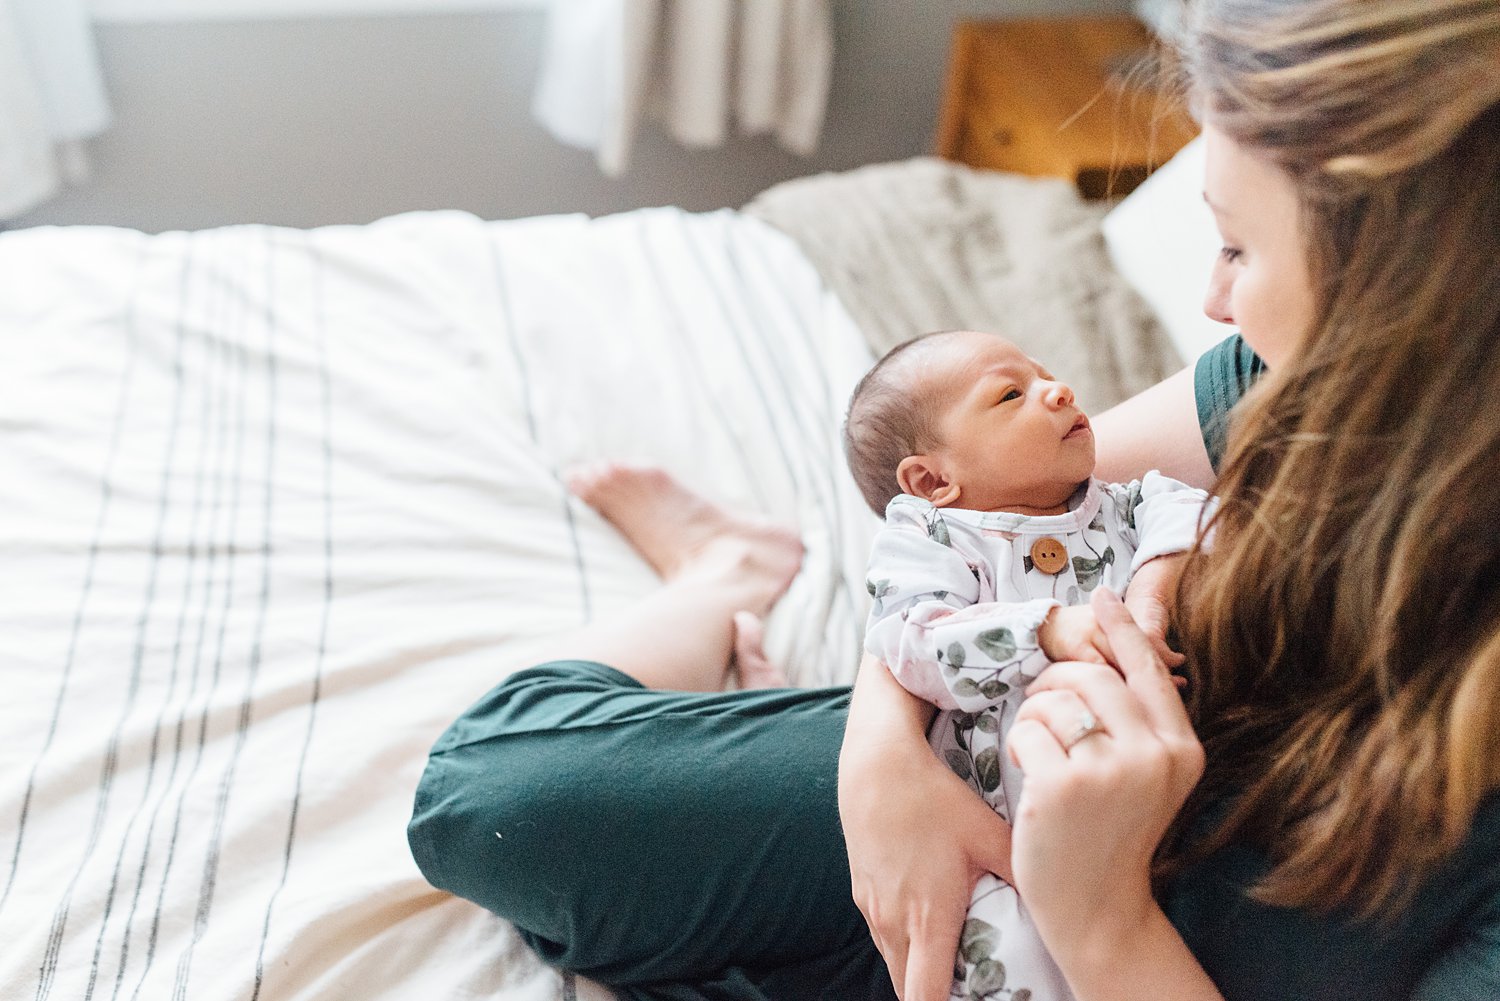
top-left (896, 455), bottom-right (960, 507)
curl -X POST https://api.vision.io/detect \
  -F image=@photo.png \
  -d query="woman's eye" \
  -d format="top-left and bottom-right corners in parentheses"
top-left (1219, 245), bottom-right (1243, 263)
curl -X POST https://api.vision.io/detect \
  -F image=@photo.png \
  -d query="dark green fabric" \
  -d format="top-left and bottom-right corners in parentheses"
top-left (1162, 795), bottom-right (1500, 1001)
top-left (409, 662), bottom-right (897, 1001)
top-left (1195, 333), bottom-right (1267, 471)
top-left (410, 664), bottom-right (1500, 1001)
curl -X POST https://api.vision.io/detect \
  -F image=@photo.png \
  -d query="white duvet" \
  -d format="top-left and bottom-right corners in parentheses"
top-left (0, 208), bottom-right (880, 1001)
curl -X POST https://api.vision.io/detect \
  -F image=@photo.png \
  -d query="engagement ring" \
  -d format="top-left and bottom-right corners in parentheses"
top-left (1063, 710), bottom-right (1106, 750)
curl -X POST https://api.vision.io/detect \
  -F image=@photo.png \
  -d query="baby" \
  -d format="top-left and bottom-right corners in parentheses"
top-left (844, 329), bottom-right (1208, 1001)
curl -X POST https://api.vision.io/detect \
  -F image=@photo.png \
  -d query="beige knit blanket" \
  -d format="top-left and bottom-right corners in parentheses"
top-left (747, 156), bottom-right (1181, 413)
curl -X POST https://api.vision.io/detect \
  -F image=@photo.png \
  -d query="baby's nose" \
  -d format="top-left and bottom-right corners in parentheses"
top-left (1045, 380), bottom-right (1075, 407)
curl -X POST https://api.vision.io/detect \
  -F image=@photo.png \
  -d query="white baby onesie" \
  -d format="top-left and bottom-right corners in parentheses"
top-left (863, 472), bottom-right (1209, 1001)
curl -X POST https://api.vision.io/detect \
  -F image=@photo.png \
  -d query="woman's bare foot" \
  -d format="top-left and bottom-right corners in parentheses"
top-left (568, 463), bottom-right (803, 616)
top-left (731, 611), bottom-right (788, 689)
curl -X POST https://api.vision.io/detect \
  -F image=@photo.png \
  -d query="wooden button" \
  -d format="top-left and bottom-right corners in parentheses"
top-left (1029, 537), bottom-right (1069, 575)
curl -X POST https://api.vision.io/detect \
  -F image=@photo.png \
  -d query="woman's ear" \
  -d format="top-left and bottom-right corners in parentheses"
top-left (897, 455), bottom-right (961, 507)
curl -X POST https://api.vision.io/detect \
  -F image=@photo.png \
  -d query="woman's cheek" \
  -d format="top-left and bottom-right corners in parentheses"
top-left (1234, 269), bottom-right (1288, 366)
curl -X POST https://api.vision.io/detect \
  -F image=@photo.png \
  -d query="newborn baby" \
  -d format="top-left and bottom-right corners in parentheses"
top-left (844, 329), bottom-right (1209, 1001)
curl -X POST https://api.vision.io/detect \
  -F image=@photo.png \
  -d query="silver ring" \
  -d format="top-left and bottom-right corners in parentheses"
top-left (1062, 711), bottom-right (1106, 751)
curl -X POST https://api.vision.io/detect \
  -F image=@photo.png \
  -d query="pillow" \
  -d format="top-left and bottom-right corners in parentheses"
top-left (1101, 136), bottom-right (1229, 363)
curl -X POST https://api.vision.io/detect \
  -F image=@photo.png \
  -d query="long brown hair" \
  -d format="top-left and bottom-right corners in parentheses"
top-left (1162, 0), bottom-right (1500, 918)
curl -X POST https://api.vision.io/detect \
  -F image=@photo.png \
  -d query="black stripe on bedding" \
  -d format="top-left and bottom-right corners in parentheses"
top-left (108, 231), bottom-right (236, 1001)
top-left (129, 233), bottom-right (253, 1001)
top-left (729, 227), bottom-right (866, 662)
top-left (485, 229), bottom-right (593, 622)
top-left (0, 242), bottom-right (149, 922)
top-left (670, 216), bottom-right (805, 500)
top-left (678, 215), bottom-right (856, 675)
top-left (633, 219), bottom-right (772, 512)
top-left (36, 238), bottom-right (199, 1001)
top-left (173, 227), bottom-right (283, 1000)
top-left (250, 234), bottom-right (334, 1001)
top-left (716, 225), bottom-right (846, 668)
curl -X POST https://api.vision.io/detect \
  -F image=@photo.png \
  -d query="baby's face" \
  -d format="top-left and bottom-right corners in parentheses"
top-left (915, 331), bottom-right (1095, 512)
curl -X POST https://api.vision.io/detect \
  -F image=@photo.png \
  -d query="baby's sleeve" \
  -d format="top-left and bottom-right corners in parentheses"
top-left (1113, 471), bottom-right (1213, 574)
top-left (864, 503), bottom-right (1057, 712)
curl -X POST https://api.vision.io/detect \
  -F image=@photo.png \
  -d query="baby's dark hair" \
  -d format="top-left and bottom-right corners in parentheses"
top-left (842, 331), bottom-right (957, 515)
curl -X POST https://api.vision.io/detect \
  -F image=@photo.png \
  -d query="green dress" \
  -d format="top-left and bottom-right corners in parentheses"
top-left (409, 335), bottom-right (1500, 1001)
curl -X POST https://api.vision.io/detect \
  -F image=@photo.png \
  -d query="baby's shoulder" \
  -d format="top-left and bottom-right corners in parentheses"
top-left (881, 495), bottom-right (986, 550)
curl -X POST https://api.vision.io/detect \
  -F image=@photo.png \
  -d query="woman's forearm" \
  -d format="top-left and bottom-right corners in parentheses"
top-left (1092, 366), bottom-right (1216, 490)
top-left (1051, 901), bottom-right (1225, 1001)
top-left (840, 652), bottom-right (1017, 1001)
top-left (841, 652), bottom-right (937, 762)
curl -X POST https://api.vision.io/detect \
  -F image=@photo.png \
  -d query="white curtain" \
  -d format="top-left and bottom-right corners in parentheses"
top-left (533, 0), bottom-right (833, 177)
top-left (0, 0), bottom-right (111, 220)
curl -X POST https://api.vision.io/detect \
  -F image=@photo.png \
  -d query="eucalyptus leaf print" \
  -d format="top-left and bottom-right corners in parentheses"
top-left (968, 959), bottom-right (1007, 997)
top-left (927, 511), bottom-right (952, 547)
top-left (979, 679), bottom-right (1010, 699)
top-left (973, 712), bottom-right (998, 733)
top-left (1125, 480), bottom-right (1145, 530)
top-left (867, 577), bottom-right (895, 615)
top-left (960, 919), bottom-right (999, 965)
top-left (945, 750), bottom-right (974, 781)
top-left (974, 747), bottom-right (1002, 793)
top-left (954, 677), bottom-right (982, 699)
top-left (974, 627), bottom-right (1017, 660)
top-left (1072, 546), bottom-right (1115, 591)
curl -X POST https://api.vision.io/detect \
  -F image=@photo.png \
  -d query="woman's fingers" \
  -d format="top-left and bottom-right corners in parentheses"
top-left (904, 906), bottom-right (966, 1001)
top-left (1005, 716), bottom-right (1069, 776)
top-left (1012, 689), bottom-right (1098, 750)
top-left (1090, 588), bottom-right (1194, 737)
top-left (1024, 658), bottom-right (1153, 744)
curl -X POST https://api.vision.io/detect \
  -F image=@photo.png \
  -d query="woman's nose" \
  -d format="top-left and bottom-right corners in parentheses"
top-left (1204, 261), bottom-right (1236, 325)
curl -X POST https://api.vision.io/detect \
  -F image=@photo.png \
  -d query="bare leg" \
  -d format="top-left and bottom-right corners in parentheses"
top-left (549, 464), bottom-right (802, 691)
top-left (731, 611), bottom-right (789, 689)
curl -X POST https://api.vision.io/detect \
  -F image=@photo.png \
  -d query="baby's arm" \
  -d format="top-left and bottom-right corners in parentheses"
top-left (1113, 471), bottom-right (1213, 659)
top-left (865, 506), bottom-right (1059, 714)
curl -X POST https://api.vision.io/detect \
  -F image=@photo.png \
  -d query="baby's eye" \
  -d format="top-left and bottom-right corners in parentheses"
top-left (999, 389), bottom-right (1021, 403)
top-left (1219, 245), bottom-right (1243, 263)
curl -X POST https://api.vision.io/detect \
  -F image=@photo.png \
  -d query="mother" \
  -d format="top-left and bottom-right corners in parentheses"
top-left (408, 1), bottom-right (1500, 998)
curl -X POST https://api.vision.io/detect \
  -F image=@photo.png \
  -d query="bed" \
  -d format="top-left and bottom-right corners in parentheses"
top-left (0, 144), bottom-right (1217, 1001)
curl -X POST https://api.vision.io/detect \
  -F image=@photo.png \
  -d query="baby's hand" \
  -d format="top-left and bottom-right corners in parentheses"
top-left (1125, 554), bottom-right (1189, 670)
top-left (1037, 605), bottom-right (1112, 666)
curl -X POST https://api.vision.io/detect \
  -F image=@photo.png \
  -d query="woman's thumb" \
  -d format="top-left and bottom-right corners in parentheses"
top-left (958, 790), bottom-right (1014, 885)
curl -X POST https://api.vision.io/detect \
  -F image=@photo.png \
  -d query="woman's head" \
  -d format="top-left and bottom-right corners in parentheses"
top-left (1165, 0), bottom-right (1500, 918)
top-left (1191, 0), bottom-right (1500, 364)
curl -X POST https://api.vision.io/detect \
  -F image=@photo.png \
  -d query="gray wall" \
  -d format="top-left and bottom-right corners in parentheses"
top-left (16, 0), bottom-right (1130, 232)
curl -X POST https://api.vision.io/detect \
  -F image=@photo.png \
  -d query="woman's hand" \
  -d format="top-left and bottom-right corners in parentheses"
top-left (839, 654), bottom-right (1014, 1001)
top-left (1006, 588), bottom-right (1212, 997)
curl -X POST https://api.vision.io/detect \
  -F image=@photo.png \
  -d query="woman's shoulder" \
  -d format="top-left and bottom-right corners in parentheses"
top-left (1194, 334), bottom-right (1267, 471)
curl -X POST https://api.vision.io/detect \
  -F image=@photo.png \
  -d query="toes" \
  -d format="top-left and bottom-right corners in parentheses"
top-left (732, 611), bottom-right (788, 688)
top-left (732, 610), bottom-right (765, 654)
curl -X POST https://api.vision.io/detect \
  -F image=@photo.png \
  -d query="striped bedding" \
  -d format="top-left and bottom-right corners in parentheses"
top-left (0, 208), bottom-right (880, 1001)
